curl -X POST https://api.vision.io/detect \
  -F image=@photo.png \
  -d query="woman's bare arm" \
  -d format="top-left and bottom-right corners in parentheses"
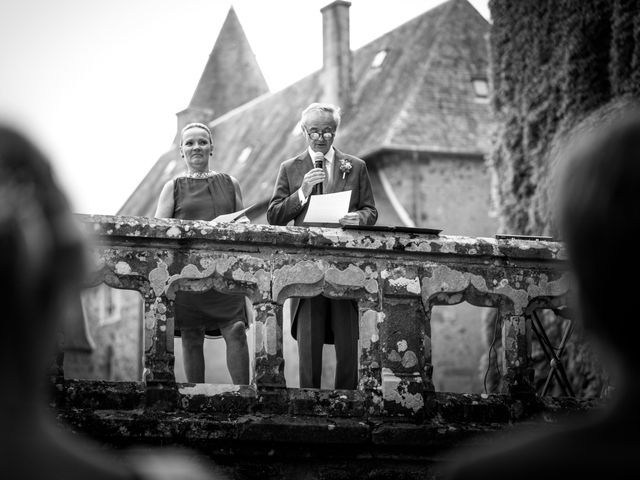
top-left (155, 179), bottom-right (175, 218)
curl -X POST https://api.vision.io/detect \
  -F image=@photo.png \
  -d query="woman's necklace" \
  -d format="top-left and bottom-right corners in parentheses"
top-left (185, 170), bottom-right (215, 179)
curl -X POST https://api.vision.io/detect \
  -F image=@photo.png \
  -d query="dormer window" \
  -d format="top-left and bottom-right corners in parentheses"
top-left (371, 49), bottom-right (388, 69)
top-left (472, 77), bottom-right (490, 101)
top-left (237, 146), bottom-right (252, 165)
top-left (164, 159), bottom-right (177, 176)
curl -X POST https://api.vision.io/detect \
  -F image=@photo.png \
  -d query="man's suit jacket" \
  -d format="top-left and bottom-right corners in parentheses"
top-left (267, 148), bottom-right (378, 343)
top-left (266, 148), bottom-right (377, 227)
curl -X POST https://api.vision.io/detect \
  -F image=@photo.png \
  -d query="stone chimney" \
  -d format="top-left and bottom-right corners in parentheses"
top-left (320, 1), bottom-right (353, 109)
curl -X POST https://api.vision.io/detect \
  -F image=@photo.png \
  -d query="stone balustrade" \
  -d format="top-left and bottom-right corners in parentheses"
top-left (70, 214), bottom-right (572, 418)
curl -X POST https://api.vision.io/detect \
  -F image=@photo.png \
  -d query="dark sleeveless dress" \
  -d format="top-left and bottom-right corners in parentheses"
top-left (173, 174), bottom-right (247, 337)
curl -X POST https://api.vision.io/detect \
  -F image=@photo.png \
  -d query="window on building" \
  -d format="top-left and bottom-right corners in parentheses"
top-left (237, 146), bottom-right (252, 165)
top-left (471, 77), bottom-right (490, 101)
top-left (371, 49), bottom-right (388, 69)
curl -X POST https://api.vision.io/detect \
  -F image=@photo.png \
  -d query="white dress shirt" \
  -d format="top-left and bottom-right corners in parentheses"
top-left (298, 146), bottom-right (335, 204)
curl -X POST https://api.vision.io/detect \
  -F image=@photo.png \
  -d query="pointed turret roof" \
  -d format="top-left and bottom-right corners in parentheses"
top-left (188, 6), bottom-right (269, 119)
top-left (119, 7), bottom-right (269, 216)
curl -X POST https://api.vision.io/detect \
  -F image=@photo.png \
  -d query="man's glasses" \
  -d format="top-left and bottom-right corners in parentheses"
top-left (305, 129), bottom-right (335, 140)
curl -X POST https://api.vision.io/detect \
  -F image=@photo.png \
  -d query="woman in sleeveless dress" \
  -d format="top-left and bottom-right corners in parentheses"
top-left (155, 123), bottom-right (249, 384)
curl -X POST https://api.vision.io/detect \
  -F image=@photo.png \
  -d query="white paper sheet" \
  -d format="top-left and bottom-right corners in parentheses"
top-left (303, 190), bottom-right (352, 225)
top-left (210, 203), bottom-right (257, 223)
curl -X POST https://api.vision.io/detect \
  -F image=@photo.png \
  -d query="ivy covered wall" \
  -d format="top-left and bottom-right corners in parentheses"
top-left (488, 0), bottom-right (640, 235)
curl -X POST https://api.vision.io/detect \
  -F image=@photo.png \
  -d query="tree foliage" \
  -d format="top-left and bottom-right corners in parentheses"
top-left (489, 0), bottom-right (640, 235)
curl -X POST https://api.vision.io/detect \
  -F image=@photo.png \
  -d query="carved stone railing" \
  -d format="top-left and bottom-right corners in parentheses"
top-left (69, 214), bottom-right (572, 417)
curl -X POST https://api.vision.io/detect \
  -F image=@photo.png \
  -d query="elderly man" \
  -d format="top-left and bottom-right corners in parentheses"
top-left (267, 102), bottom-right (377, 390)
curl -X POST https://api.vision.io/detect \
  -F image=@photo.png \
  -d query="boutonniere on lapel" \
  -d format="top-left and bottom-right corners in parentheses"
top-left (339, 158), bottom-right (352, 179)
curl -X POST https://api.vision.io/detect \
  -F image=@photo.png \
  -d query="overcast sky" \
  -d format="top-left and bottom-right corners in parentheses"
top-left (0, 0), bottom-right (490, 215)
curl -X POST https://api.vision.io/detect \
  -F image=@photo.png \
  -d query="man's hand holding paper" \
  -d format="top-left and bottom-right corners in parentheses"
top-left (303, 190), bottom-right (352, 225)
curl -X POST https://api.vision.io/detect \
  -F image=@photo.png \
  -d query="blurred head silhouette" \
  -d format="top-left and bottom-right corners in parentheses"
top-left (557, 98), bottom-right (640, 381)
top-left (0, 125), bottom-right (85, 408)
top-left (0, 125), bottom-right (225, 480)
top-left (444, 98), bottom-right (640, 479)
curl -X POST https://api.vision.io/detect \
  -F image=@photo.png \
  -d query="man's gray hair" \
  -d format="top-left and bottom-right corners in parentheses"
top-left (300, 103), bottom-right (342, 132)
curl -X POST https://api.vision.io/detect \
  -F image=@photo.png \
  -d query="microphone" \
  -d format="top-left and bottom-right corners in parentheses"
top-left (312, 152), bottom-right (324, 195)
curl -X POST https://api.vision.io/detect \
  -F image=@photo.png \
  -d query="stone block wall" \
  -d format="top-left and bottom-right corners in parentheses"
top-left (377, 151), bottom-right (498, 236)
top-left (68, 216), bottom-right (574, 408)
top-left (52, 216), bottom-right (603, 479)
top-left (489, 0), bottom-right (640, 235)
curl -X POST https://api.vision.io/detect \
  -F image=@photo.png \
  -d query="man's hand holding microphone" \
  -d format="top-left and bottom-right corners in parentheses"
top-left (300, 151), bottom-right (326, 197)
top-left (300, 151), bottom-right (360, 226)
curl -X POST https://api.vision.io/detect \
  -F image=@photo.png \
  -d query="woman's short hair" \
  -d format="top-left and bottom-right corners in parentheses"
top-left (180, 122), bottom-right (213, 145)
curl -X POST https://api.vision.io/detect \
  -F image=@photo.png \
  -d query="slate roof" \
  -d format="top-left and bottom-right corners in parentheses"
top-left (119, 0), bottom-right (492, 221)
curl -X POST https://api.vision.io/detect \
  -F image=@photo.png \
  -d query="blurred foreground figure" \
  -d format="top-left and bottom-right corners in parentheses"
top-left (0, 125), bottom-right (225, 480)
top-left (445, 99), bottom-right (640, 479)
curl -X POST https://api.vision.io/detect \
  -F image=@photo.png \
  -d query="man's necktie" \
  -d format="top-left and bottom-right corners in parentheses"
top-left (323, 160), bottom-right (330, 193)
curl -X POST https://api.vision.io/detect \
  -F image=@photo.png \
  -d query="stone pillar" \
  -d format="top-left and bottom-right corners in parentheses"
top-left (142, 293), bottom-right (178, 409)
top-left (358, 305), bottom-right (383, 413)
top-left (379, 297), bottom-right (429, 416)
top-left (501, 314), bottom-right (534, 395)
top-left (254, 302), bottom-right (285, 388)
